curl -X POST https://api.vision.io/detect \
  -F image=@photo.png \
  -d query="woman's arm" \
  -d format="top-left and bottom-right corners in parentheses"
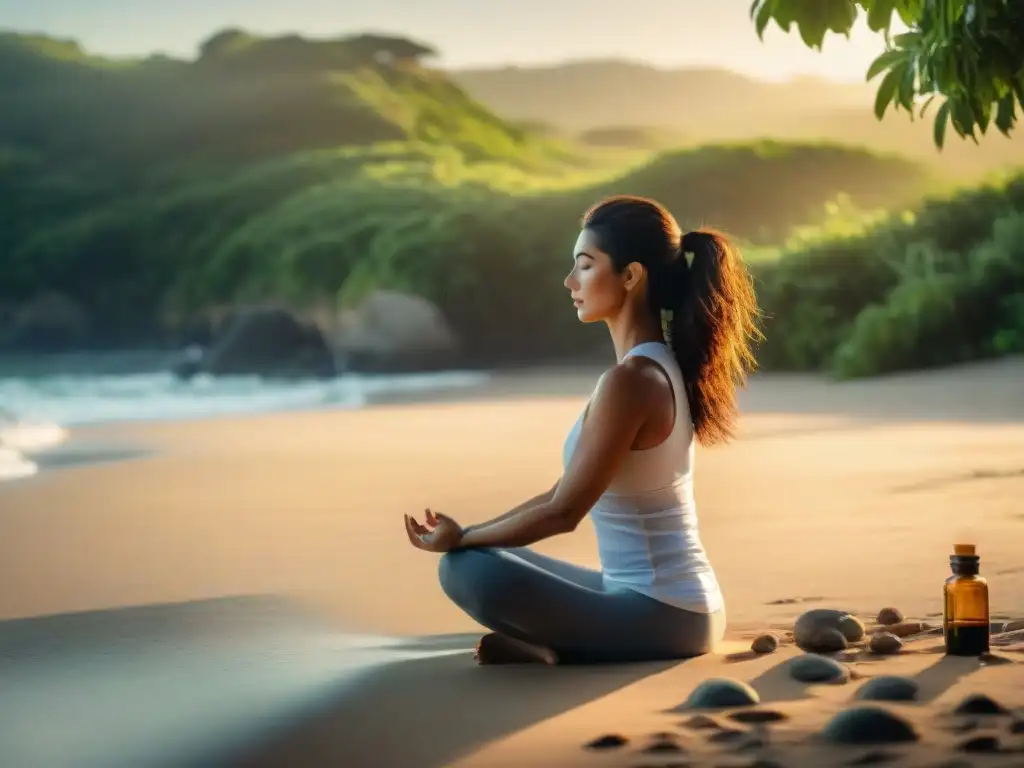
top-left (461, 480), bottom-right (560, 535)
top-left (456, 364), bottom-right (655, 550)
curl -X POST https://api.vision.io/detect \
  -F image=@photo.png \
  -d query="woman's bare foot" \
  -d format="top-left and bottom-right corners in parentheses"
top-left (474, 632), bottom-right (559, 665)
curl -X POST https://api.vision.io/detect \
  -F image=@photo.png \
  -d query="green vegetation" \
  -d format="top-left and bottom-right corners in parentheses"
top-left (0, 30), bottom-right (551, 174)
top-left (750, 0), bottom-right (1024, 148)
top-left (754, 172), bottom-right (1024, 377)
top-left (3, 28), bottom-right (1020, 377)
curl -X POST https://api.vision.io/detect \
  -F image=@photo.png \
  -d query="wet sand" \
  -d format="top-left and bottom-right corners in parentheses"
top-left (1, 357), bottom-right (1022, 767)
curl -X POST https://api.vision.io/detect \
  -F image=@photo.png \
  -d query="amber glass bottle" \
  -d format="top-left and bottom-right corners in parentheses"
top-left (943, 544), bottom-right (990, 656)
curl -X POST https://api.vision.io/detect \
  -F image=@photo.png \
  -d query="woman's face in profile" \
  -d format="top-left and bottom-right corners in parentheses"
top-left (564, 229), bottom-right (627, 324)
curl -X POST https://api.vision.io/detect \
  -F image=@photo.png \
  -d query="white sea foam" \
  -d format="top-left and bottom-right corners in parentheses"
top-left (0, 417), bottom-right (69, 482)
top-left (0, 368), bottom-right (489, 482)
top-left (0, 445), bottom-right (39, 481)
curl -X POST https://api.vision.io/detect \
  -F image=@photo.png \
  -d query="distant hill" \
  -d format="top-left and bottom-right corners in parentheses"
top-left (452, 60), bottom-right (874, 130)
top-left (452, 60), bottom-right (1024, 177)
top-left (0, 30), bottom-right (539, 178)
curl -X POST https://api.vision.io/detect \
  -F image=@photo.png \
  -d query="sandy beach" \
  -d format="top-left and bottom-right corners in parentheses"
top-left (2, 357), bottom-right (1023, 767)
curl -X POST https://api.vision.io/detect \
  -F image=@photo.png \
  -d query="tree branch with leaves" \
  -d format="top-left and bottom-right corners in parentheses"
top-left (749, 0), bottom-right (1024, 148)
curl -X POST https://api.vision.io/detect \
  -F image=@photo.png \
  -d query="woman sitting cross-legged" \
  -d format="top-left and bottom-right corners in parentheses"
top-left (402, 194), bottom-right (761, 665)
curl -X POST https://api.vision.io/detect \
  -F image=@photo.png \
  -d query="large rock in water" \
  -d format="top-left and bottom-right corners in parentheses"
top-left (333, 291), bottom-right (460, 373)
top-left (173, 306), bottom-right (336, 379)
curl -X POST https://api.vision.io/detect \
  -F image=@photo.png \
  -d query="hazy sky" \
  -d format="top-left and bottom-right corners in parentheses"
top-left (2, 0), bottom-right (890, 81)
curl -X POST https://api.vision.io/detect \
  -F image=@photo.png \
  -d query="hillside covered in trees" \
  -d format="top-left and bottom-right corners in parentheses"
top-left (4, 28), bottom-right (1019, 376)
top-left (0, 30), bottom-right (540, 170)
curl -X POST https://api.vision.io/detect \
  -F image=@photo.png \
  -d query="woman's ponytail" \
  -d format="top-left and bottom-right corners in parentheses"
top-left (668, 228), bottom-right (761, 445)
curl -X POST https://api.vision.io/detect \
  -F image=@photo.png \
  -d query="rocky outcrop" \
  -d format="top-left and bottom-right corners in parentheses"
top-left (168, 292), bottom-right (461, 378)
top-left (332, 290), bottom-right (461, 373)
top-left (172, 306), bottom-right (336, 379)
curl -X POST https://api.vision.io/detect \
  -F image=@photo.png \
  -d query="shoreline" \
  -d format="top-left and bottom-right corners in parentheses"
top-left (5, 352), bottom-right (1023, 435)
top-left (4, 353), bottom-right (1021, 488)
top-left (0, 365), bottom-right (505, 485)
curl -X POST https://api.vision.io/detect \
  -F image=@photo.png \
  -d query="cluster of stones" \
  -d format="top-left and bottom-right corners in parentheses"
top-left (749, 606), bottom-right (933, 661)
top-left (583, 687), bottom-right (1023, 758)
top-left (581, 608), bottom-right (1024, 758)
top-left (583, 680), bottom-right (789, 766)
top-left (749, 607), bottom-right (1024, 659)
top-left (817, 692), bottom-right (1023, 754)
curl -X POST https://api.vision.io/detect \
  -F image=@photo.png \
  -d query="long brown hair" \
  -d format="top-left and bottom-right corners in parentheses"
top-left (582, 195), bottom-right (762, 445)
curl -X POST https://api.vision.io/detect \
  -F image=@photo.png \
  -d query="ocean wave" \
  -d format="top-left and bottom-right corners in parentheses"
top-left (0, 368), bottom-right (489, 482)
top-left (0, 445), bottom-right (39, 481)
top-left (0, 369), bottom-right (490, 427)
top-left (0, 415), bottom-right (69, 482)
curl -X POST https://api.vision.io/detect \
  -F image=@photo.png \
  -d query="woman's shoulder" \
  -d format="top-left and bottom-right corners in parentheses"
top-left (594, 356), bottom-right (673, 411)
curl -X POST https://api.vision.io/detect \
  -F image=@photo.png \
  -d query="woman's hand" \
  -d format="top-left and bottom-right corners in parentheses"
top-left (404, 508), bottom-right (463, 553)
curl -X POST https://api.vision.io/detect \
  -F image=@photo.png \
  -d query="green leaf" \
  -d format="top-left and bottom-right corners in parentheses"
top-left (796, 3), bottom-right (829, 48)
top-left (749, 0), bottom-right (1021, 148)
top-left (866, 0), bottom-right (897, 32)
top-left (951, 98), bottom-right (977, 141)
top-left (752, 0), bottom-right (774, 39)
top-left (933, 99), bottom-right (951, 149)
top-left (897, 58), bottom-right (917, 111)
top-left (995, 92), bottom-right (1016, 134)
top-left (866, 48), bottom-right (906, 81)
top-left (896, 0), bottom-right (924, 26)
top-left (826, 0), bottom-right (859, 35)
top-left (892, 31), bottom-right (923, 47)
top-left (917, 93), bottom-right (936, 117)
top-left (874, 62), bottom-right (907, 119)
top-left (933, 53), bottom-right (958, 92)
top-left (1012, 75), bottom-right (1024, 106)
top-left (975, 96), bottom-right (992, 134)
top-left (771, 0), bottom-right (798, 31)
top-left (946, 0), bottom-right (967, 25)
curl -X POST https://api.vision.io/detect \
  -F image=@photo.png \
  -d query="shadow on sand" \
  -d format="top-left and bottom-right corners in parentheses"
top-left (234, 645), bottom-right (679, 768)
top-left (0, 594), bottom-right (677, 768)
top-left (910, 654), bottom-right (985, 704)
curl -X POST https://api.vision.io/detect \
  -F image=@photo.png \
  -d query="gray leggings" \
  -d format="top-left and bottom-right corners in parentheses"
top-left (438, 547), bottom-right (725, 663)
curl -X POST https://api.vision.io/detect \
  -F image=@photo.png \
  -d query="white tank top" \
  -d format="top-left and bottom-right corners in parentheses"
top-left (562, 341), bottom-right (724, 614)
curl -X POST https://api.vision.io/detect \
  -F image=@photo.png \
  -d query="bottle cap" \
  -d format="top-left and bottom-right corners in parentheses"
top-left (953, 544), bottom-right (976, 556)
